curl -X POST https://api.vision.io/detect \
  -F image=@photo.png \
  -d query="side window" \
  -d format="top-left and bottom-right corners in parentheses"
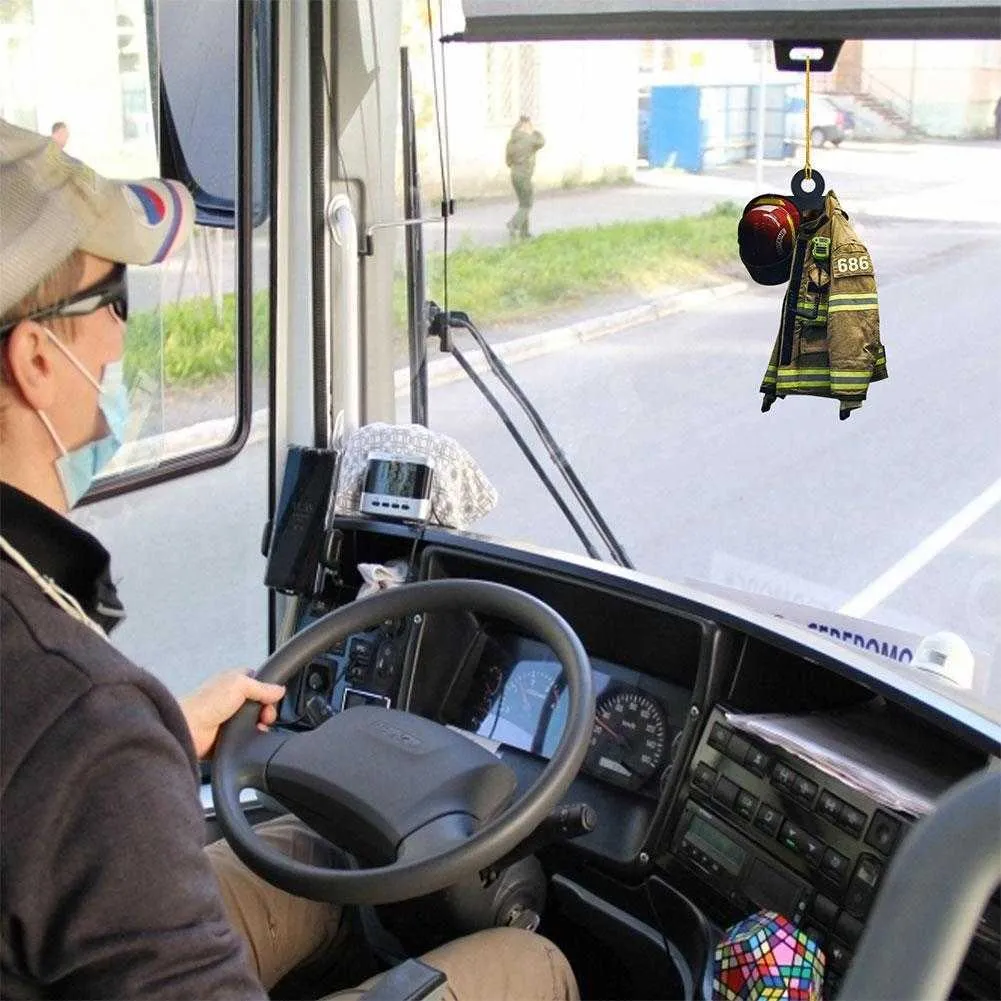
top-left (0, 0), bottom-right (274, 692)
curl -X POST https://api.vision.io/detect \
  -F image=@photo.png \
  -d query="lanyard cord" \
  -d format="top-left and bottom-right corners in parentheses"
top-left (0, 534), bottom-right (108, 639)
top-left (804, 56), bottom-right (813, 180)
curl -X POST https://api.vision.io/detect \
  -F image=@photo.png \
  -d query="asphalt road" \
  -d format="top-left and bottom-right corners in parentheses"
top-left (426, 222), bottom-right (1000, 635)
top-left (75, 141), bottom-right (1001, 714)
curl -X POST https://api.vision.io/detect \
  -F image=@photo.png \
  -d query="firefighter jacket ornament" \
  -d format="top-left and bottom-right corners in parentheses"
top-left (758, 191), bottom-right (887, 420)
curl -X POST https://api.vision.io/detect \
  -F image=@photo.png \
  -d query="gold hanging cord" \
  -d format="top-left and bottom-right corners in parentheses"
top-left (803, 56), bottom-right (812, 180)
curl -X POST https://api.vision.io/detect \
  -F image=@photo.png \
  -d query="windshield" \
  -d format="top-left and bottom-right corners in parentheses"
top-left (398, 26), bottom-right (1001, 718)
top-left (6, 3), bottom-right (996, 726)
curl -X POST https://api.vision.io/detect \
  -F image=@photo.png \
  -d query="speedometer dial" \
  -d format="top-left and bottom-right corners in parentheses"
top-left (585, 689), bottom-right (668, 791)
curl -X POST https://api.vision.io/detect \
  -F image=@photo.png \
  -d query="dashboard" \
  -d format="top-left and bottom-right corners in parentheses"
top-left (276, 519), bottom-right (1000, 1001)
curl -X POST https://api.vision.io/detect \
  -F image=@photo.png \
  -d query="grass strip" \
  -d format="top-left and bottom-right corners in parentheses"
top-left (406, 201), bottom-right (741, 328)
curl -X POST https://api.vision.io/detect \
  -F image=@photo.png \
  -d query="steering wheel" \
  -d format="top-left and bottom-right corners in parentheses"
top-left (212, 579), bottom-right (595, 905)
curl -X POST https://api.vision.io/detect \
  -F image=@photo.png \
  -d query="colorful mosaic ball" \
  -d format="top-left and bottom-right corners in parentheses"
top-left (713, 910), bottom-right (825, 1001)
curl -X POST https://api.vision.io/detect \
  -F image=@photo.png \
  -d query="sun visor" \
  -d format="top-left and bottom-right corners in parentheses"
top-left (455, 0), bottom-right (1001, 42)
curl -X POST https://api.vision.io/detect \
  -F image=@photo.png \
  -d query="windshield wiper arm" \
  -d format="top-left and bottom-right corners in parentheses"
top-left (428, 303), bottom-right (633, 569)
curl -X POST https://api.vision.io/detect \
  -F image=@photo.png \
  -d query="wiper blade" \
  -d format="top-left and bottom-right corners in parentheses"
top-left (428, 303), bottom-right (633, 568)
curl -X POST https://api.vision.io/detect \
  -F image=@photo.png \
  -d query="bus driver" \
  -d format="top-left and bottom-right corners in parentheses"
top-left (0, 122), bottom-right (578, 1001)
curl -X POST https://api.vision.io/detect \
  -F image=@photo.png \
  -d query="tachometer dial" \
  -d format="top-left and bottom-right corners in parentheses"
top-left (585, 689), bottom-right (668, 790)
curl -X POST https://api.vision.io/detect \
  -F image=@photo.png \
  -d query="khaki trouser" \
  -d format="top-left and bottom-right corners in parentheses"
top-left (206, 817), bottom-right (579, 1001)
top-left (507, 171), bottom-right (535, 238)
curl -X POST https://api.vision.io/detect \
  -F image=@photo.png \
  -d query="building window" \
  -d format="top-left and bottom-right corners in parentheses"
top-left (487, 43), bottom-right (539, 126)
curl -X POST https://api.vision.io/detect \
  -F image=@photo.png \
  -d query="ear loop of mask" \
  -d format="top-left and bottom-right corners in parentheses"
top-left (36, 324), bottom-right (132, 450)
top-left (35, 327), bottom-right (106, 457)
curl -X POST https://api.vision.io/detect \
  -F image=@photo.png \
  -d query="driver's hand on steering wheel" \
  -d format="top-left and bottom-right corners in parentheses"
top-left (180, 670), bottom-right (286, 759)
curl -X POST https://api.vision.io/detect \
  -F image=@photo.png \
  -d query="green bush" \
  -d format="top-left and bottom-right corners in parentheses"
top-left (126, 290), bottom-right (270, 385)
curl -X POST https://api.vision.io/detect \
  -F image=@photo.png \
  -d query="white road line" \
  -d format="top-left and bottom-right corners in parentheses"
top-left (840, 476), bottom-right (1001, 618)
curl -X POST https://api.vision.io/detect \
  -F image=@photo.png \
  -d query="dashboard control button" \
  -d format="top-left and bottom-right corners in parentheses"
top-left (772, 762), bottom-right (795, 790)
top-left (834, 911), bottom-right (864, 946)
top-left (792, 774), bottom-right (819, 806)
top-left (735, 790), bottom-right (758, 821)
top-left (864, 810), bottom-right (902, 855)
top-left (844, 854), bottom-right (883, 918)
top-left (744, 745), bottom-right (770, 776)
top-left (801, 834), bottom-right (825, 868)
top-left (828, 940), bottom-right (852, 973)
top-left (810, 893), bottom-right (838, 927)
top-left (839, 804), bottom-right (868, 837)
top-left (692, 762), bottom-right (717, 792)
top-left (817, 791), bottom-right (843, 824)
top-left (726, 734), bottom-right (751, 764)
top-left (754, 803), bottom-right (783, 837)
top-left (713, 775), bottom-right (740, 809)
top-left (708, 722), bottom-right (731, 751)
top-left (779, 820), bottom-right (804, 853)
top-left (820, 847), bottom-right (850, 886)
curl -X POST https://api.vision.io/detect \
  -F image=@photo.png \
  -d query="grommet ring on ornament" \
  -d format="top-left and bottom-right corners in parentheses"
top-left (790, 167), bottom-right (826, 215)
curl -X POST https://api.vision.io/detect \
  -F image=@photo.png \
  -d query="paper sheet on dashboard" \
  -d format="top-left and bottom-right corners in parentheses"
top-left (722, 709), bottom-right (952, 816)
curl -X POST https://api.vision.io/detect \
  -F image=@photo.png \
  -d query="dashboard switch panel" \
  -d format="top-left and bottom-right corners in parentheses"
top-left (674, 704), bottom-right (917, 975)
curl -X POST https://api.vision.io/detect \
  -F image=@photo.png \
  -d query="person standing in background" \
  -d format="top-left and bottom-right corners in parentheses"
top-left (505, 115), bottom-right (545, 240)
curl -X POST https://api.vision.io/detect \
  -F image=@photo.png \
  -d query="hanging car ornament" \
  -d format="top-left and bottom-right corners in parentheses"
top-left (741, 46), bottom-right (888, 420)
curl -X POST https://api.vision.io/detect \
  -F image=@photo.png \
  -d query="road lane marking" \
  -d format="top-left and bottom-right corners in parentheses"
top-left (840, 476), bottom-right (1001, 618)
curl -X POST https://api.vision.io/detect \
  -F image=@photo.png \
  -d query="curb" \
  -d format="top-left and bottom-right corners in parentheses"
top-left (113, 280), bottom-right (748, 466)
top-left (393, 280), bottom-right (748, 395)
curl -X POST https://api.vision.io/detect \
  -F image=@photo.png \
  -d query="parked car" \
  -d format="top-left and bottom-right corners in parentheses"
top-left (785, 95), bottom-right (855, 147)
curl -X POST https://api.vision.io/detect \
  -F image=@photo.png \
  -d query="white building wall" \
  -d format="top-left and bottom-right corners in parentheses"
top-left (0, 0), bottom-right (157, 178)
top-left (863, 40), bottom-right (1001, 136)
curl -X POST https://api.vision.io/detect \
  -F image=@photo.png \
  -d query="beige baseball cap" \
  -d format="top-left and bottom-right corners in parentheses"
top-left (0, 120), bottom-right (195, 317)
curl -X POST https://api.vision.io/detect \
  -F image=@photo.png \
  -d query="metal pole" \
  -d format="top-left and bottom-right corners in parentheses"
top-left (755, 40), bottom-right (767, 186)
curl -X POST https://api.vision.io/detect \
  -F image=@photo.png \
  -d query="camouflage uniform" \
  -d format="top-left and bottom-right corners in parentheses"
top-left (505, 123), bottom-right (545, 239)
top-left (760, 191), bottom-right (887, 420)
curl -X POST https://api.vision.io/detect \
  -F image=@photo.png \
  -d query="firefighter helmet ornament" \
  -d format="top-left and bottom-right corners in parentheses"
top-left (737, 194), bottom-right (801, 286)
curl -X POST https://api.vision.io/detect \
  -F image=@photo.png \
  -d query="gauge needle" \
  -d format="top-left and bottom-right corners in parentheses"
top-left (594, 715), bottom-right (627, 744)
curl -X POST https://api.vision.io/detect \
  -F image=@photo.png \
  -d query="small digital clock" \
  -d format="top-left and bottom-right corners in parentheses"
top-left (359, 452), bottom-right (435, 520)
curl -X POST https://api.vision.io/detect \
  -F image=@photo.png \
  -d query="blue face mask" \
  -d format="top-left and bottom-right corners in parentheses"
top-left (37, 333), bottom-right (130, 509)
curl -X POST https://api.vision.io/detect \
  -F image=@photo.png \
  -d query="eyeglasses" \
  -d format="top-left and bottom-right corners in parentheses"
top-left (0, 263), bottom-right (128, 338)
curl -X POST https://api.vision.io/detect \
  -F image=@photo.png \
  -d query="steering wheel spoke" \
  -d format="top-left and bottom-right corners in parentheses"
top-left (241, 726), bottom-right (292, 790)
top-left (397, 813), bottom-right (480, 864)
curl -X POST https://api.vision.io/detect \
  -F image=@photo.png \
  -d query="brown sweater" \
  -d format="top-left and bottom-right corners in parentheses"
top-left (1, 484), bottom-right (265, 999)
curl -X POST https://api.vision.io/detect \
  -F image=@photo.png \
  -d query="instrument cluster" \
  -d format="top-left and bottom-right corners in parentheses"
top-left (446, 632), bottom-right (691, 795)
